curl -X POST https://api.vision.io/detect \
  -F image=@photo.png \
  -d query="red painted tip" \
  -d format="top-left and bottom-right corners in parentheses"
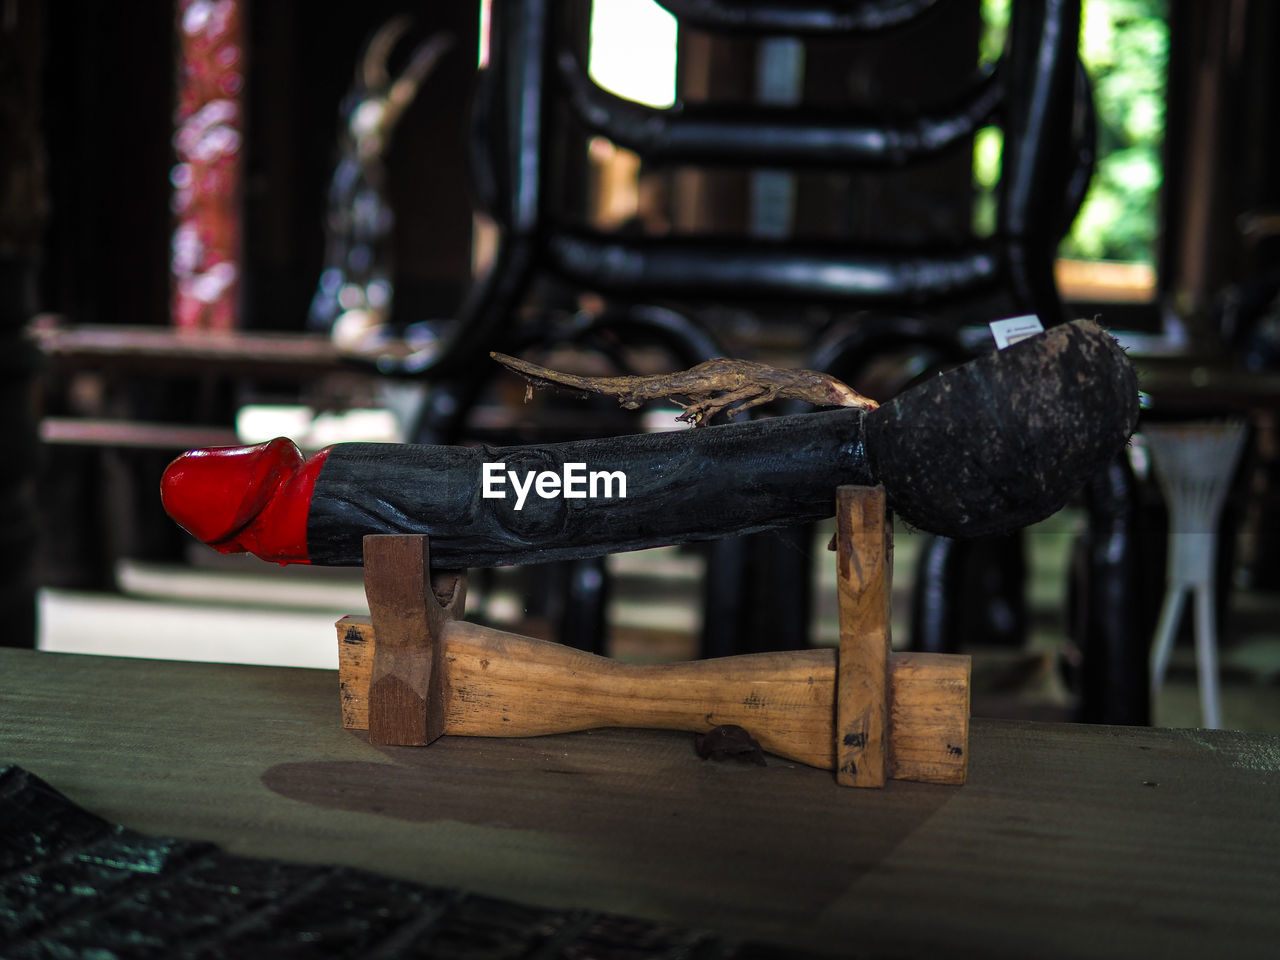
top-left (161, 438), bottom-right (305, 554)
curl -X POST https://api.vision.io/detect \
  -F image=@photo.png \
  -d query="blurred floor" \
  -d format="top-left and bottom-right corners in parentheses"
top-left (37, 511), bottom-right (1280, 734)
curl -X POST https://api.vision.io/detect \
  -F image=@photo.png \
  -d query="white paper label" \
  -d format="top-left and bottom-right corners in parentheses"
top-left (989, 315), bottom-right (1045, 349)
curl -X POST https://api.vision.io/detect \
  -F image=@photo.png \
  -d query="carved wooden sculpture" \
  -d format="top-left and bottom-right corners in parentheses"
top-left (159, 319), bottom-right (1137, 786)
top-left (161, 320), bottom-right (1139, 568)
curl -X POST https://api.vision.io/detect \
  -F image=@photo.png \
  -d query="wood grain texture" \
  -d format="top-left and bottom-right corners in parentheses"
top-left (834, 485), bottom-right (892, 786)
top-left (5, 649), bottom-right (1279, 958)
top-left (886, 652), bottom-right (969, 784)
top-left (363, 535), bottom-right (465, 745)
top-left (336, 615), bottom-right (969, 782)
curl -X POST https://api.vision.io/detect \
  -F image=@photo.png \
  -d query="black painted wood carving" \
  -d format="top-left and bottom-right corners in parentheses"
top-left (160, 320), bottom-right (1139, 569)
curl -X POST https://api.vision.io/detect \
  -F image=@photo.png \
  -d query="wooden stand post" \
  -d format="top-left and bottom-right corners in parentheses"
top-left (364, 535), bottom-right (465, 746)
top-left (835, 485), bottom-right (892, 787)
top-left (342, 486), bottom-right (969, 786)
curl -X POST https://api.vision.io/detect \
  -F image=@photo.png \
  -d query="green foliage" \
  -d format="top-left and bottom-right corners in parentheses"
top-left (976, 0), bottom-right (1168, 264)
top-left (978, 0), bottom-right (1010, 67)
top-left (972, 126), bottom-right (1004, 237)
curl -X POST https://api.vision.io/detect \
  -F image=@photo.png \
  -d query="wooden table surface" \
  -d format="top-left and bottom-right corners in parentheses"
top-left (3, 648), bottom-right (1278, 958)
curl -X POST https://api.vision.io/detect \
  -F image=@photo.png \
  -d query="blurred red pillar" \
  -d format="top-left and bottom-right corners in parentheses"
top-left (171, 0), bottom-right (244, 330)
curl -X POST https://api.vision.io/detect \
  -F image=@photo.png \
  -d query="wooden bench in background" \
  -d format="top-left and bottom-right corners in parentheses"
top-left (32, 322), bottom-right (358, 587)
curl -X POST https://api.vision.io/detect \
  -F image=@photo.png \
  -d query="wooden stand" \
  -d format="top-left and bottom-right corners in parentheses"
top-left (835, 485), bottom-right (893, 786)
top-left (337, 485), bottom-right (970, 786)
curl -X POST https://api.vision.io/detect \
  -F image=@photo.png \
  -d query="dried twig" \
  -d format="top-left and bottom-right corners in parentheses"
top-left (491, 352), bottom-right (877, 426)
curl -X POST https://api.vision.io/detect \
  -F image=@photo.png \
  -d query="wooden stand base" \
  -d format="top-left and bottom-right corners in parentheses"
top-left (336, 486), bottom-right (971, 786)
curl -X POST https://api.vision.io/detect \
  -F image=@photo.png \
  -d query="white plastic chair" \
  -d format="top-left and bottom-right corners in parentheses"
top-left (1145, 420), bottom-right (1249, 729)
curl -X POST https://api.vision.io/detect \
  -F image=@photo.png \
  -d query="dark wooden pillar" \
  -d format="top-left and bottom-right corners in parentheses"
top-left (0, 0), bottom-right (45, 647)
top-left (670, 32), bottom-right (756, 235)
top-left (797, 1), bottom-right (981, 243)
top-left (1162, 0), bottom-right (1280, 311)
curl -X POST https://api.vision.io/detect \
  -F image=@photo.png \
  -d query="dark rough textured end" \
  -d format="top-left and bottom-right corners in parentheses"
top-left (865, 320), bottom-right (1139, 538)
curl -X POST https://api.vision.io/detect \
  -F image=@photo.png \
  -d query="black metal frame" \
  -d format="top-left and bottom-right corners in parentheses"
top-left (384, 0), bottom-right (1089, 382)
top-left (383, 1), bottom-right (1129, 684)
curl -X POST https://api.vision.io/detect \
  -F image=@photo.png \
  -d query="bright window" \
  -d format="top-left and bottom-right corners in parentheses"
top-left (588, 0), bottom-right (678, 108)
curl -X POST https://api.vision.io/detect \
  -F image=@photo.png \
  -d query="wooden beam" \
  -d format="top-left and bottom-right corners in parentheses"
top-left (363, 535), bottom-right (465, 746)
top-left (336, 615), bottom-right (969, 784)
top-left (834, 485), bottom-right (892, 786)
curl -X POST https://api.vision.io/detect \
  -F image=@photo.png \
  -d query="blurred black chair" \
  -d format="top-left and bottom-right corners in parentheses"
top-left (402, 0), bottom-right (1090, 380)
top-left (375, 0), bottom-right (1094, 659)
